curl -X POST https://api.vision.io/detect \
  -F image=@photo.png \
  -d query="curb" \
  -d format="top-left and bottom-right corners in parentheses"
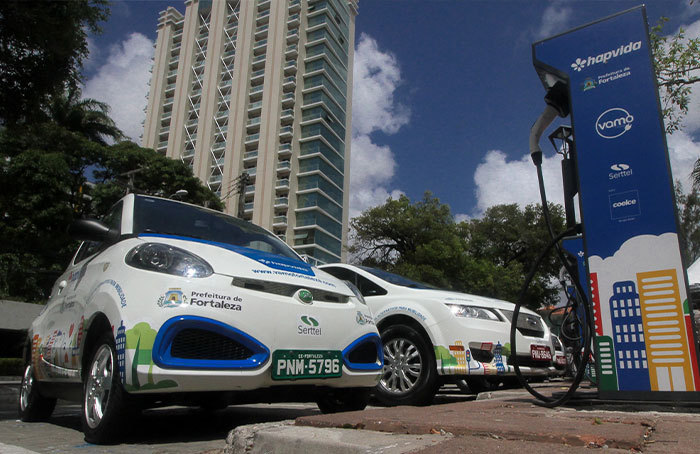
top-left (225, 420), bottom-right (450, 454)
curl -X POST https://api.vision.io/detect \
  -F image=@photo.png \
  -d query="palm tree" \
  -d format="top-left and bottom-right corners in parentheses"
top-left (46, 86), bottom-right (123, 146)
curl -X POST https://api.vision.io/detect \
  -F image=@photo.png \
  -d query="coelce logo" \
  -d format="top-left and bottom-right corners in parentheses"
top-left (596, 108), bottom-right (634, 139)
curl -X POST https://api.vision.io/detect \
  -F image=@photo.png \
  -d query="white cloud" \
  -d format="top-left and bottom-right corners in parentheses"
top-left (350, 34), bottom-right (409, 218)
top-left (352, 33), bottom-right (409, 136)
top-left (83, 33), bottom-right (154, 142)
top-left (668, 130), bottom-right (700, 189)
top-left (537, 4), bottom-right (573, 40)
top-left (473, 150), bottom-right (565, 216)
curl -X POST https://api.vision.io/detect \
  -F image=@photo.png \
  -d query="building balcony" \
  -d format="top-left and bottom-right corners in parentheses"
top-left (280, 108), bottom-right (294, 124)
top-left (277, 160), bottom-right (291, 172)
top-left (247, 117), bottom-right (261, 130)
top-left (258, 0), bottom-right (271, 10)
top-left (182, 149), bottom-right (195, 159)
top-left (281, 92), bottom-right (295, 107)
top-left (167, 69), bottom-right (178, 79)
top-left (255, 24), bottom-right (268, 38)
top-left (278, 143), bottom-right (292, 156)
top-left (245, 184), bottom-right (256, 194)
top-left (165, 82), bottom-right (177, 93)
top-left (282, 76), bottom-right (296, 91)
top-left (248, 100), bottom-right (262, 114)
top-left (209, 174), bottom-right (223, 184)
top-left (285, 44), bottom-right (298, 57)
top-left (157, 140), bottom-right (168, 151)
top-left (273, 216), bottom-right (288, 226)
top-left (276, 178), bottom-right (290, 189)
top-left (245, 167), bottom-right (257, 177)
top-left (256, 10), bottom-right (270, 24)
top-left (284, 60), bottom-right (297, 74)
top-left (251, 68), bottom-right (265, 82)
top-left (279, 125), bottom-right (293, 139)
top-left (212, 156), bottom-right (225, 167)
top-left (287, 29), bottom-right (299, 43)
top-left (211, 141), bottom-right (226, 153)
top-left (161, 111), bottom-right (172, 122)
top-left (275, 196), bottom-right (289, 207)
top-left (289, 0), bottom-right (300, 12)
top-left (244, 202), bottom-right (254, 212)
top-left (287, 13), bottom-right (299, 27)
top-left (244, 150), bottom-right (258, 162)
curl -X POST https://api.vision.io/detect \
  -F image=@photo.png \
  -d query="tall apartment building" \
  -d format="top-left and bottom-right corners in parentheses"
top-left (143, 0), bottom-right (357, 264)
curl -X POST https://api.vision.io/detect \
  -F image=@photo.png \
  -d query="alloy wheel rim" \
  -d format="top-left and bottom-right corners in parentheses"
top-left (20, 364), bottom-right (33, 411)
top-left (380, 337), bottom-right (423, 395)
top-left (84, 345), bottom-right (113, 429)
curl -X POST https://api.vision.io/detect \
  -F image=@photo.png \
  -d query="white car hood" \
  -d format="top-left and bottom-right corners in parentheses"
top-left (134, 235), bottom-right (352, 296)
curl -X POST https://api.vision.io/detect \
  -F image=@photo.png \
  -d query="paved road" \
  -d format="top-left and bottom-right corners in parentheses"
top-left (0, 379), bottom-right (475, 454)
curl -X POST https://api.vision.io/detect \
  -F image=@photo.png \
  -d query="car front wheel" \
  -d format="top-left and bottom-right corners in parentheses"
top-left (375, 324), bottom-right (438, 406)
top-left (81, 332), bottom-right (134, 444)
top-left (18, 362), bottom-right (56, 421)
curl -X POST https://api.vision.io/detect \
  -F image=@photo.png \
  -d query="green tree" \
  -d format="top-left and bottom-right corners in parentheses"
top-left (90, 142), bottom-right (223, 214)
top-left (349, 193), bottom-right (563, 309)
top-left (650, 17), bottom-right (700, 135)
top-left (676, 182), bottom-right (700, 264)
top-left (46, 86), bottom-right (123, 145)
top-left (0, 0), bottom-right (110, 126)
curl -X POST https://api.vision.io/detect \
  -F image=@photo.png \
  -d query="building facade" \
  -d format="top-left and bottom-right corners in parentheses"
top-left (143, 0), bottom-right (357, 264)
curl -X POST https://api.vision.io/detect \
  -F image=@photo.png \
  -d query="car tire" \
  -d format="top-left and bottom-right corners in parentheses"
top-left (18, 362), bottom-right (56, 422)
top-left (81, 332), bottom-right (134, 444)
top-left (375, 324), bottom-right (438, 406)
top-left (316, 388), bottom-right (370, 414)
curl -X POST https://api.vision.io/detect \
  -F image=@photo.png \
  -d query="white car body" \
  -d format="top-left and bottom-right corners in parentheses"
top-left (320, 264), bottom-right (554, 402)
top-left (21, 195), bottom-right (381, 442)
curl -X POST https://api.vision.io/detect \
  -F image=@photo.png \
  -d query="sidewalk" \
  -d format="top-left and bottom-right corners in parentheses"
top-left (226, 381), bottom-right (700, 453)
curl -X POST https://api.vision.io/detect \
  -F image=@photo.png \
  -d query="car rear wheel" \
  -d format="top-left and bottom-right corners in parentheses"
top-left (81, 332), bottom-right (134, 444)
top-left (316, 388), bottom-right (370, 413)
top-left (18, 363), bottom-right (56, 421)
top-left (375, 324), bottom-right (438, 406)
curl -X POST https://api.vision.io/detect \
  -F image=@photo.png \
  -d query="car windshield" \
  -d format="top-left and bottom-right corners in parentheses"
top-left (133, 196), bottom-right (299, 259)
top-left (359, 266), bottom-right (436, 289)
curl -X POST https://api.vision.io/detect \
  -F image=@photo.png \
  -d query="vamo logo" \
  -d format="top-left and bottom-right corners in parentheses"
top-left (596, 108), bottom-right (634, 139)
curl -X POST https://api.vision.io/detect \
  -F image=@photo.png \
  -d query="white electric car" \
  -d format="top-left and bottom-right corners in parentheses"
top-left (319, 264), bottom-right (555, 405)
top-left (19, 194), bottom-right (382, 443)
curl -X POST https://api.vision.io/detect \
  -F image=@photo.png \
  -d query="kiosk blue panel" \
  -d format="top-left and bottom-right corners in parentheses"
top-left (533, 7), bottom-right (700, 397)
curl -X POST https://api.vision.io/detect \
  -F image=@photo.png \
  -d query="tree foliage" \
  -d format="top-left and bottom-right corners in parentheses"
top-left (0, 0), bottom-right (110, 126)
top-left (650, 17), bottom-right (700, 135)
top-left (350, 193), bottom-right (565, 309)
top-left (676, 182), bottom-right (700, 264)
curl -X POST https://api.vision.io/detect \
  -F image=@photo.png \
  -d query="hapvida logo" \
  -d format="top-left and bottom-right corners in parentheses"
top-left (571, 41), bottom-right (642, 72)
top-left (596, 108), bottom-right (634, 139)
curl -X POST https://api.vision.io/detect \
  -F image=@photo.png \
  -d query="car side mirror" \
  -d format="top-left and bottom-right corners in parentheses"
top-left (68, 219), bottom-right (120, 243)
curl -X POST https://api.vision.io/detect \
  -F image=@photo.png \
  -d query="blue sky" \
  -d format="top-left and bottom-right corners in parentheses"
top-left (83, 0), bottom-right (700, 220)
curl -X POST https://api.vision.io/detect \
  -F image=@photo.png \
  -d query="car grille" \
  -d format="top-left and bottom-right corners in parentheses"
top-left (500, 310), bottom-right (546, 338)
top-left (170, 328), bottom-right (254, 361)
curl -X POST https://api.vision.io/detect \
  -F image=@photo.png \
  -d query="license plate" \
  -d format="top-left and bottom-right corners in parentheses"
top-left (530, 345), bottom-right (552, 361)
top-left (555, 355), bottom-right (567, 366)
top-left (272, 350), bottom-right (342, 380)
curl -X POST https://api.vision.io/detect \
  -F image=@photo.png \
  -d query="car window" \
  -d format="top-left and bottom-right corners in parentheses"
top-left (322, 266), bottom-right (387, 297)
top-left (133, 196), bottom-right (299, 259)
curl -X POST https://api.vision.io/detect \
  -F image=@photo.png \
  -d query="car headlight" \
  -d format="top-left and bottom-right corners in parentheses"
top-left (126, 243), bottom-right (213, 278)
top-left (445, 304), bottom-right (501, 321)
top-left (344, 281), bottom-right (367, 305)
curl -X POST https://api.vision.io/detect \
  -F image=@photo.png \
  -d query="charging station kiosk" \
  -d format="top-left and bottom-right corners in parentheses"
top-left (532, 6), bottom-right (700, 400)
